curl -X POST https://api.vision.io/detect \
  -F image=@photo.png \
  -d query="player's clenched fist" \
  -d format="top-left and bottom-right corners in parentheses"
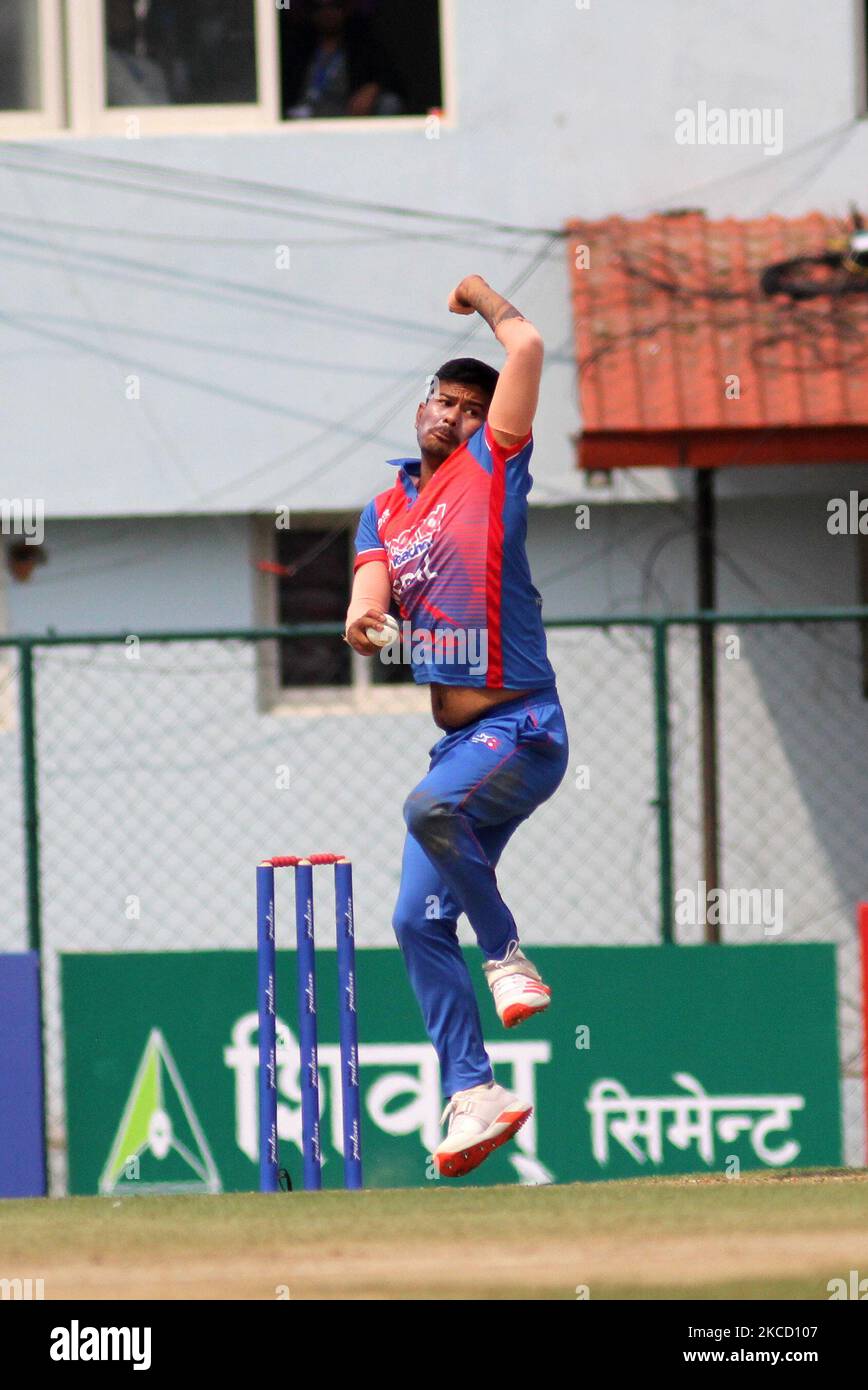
top-left (448, 275), bottom-right (487, 315)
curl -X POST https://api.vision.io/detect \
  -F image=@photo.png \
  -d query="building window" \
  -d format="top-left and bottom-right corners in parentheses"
top-left (0, 0), bottom-right (65, 134)
top-left (276, 526), bottom-right (352, 688)
top-left (66, 0), bottom-right (279, 134)
top-left (104, 0), bottom-right (259, 108)
top-left (0, 0), bottom-right (43, 111)
top-left (263, 519), bottom-right (413, 697)
top-left (279, 0), bottom-right (442, 121)
top-left (863, 1), bottom-right (868, 116)
top-left (1, 0), bottom-right (447, 137)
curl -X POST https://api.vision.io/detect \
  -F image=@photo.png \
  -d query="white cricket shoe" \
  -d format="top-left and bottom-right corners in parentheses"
top-left (433, 1081), bottom-right (532, 1178)
top-left (482, 939), bottom-right (552, 1028)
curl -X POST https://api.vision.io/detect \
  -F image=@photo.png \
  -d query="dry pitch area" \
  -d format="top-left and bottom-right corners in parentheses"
top-left (4, 1169), bottom-right (868, 1300)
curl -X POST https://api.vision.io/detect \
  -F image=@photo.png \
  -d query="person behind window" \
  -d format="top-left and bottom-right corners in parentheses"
top-left (282, 0), bottom-right (403, 120)
top-left (105, 0), bottom-right (170, 106)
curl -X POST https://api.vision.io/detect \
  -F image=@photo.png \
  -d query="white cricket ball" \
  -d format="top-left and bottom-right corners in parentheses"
top-left (365, 613), bottom-right (400, 648)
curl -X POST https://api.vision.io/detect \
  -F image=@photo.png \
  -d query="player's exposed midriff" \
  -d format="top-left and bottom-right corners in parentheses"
top-left (430, 682), bottom-right (541, 731)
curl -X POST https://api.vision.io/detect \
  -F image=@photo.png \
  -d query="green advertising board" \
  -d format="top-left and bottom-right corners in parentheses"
top-left (62, 945), bottom-right (842, 1195)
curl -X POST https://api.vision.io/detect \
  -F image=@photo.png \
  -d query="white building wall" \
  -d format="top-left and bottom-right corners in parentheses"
top-left (0, 0), bottom-right (866, 517)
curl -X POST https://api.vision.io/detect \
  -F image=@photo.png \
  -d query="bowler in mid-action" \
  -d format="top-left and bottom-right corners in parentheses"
top-left (345, 276), bottom-right (568, 1176)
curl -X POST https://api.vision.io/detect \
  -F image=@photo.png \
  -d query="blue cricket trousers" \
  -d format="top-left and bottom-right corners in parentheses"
top-left (392, 685), bottom-right (569, 1097)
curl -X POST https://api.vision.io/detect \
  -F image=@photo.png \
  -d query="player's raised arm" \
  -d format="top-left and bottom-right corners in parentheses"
top-left (447, 275), bottom-right (544, 447)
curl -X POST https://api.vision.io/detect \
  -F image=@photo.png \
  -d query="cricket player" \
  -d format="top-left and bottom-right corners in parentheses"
top-left (345, 276), bottom-right (568, 1176)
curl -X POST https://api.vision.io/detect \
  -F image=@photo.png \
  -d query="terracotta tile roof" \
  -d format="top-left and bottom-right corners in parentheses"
top-left (566, 212), bottom-right (868, 468)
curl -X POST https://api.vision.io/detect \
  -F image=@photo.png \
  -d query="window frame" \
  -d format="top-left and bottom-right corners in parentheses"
top-left (66, 0), bottom-right (280, 136)
top-left (251, 514), bottom-right (427, 717)
top-left (0, 0), bottom-right (66, 135)
top-left (860, 0), bottom-right (868, 117)
top-left (0, 0), bottom-right (454, 140)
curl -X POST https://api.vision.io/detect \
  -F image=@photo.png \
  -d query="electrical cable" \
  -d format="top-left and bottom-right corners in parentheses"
top-left (5, 141), bottom-right (569, 238)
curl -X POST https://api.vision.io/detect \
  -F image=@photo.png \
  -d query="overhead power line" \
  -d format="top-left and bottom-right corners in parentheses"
top-left (1, 142), bottom-right (568, 240)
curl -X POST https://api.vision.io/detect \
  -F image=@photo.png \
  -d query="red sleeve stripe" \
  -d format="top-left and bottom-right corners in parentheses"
top-left (484, 420), bottom-right (533, 461)
top-left (484, 450), bottom-right (506, 687)
top-left (354, 548), bottom-right (387, 573)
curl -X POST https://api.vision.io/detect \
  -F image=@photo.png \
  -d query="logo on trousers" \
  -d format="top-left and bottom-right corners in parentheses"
top-left (471, 732), bottom-right (501, 750)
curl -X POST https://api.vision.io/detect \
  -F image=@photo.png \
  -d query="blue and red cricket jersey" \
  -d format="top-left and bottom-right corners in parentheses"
top-left (353, 421), bottom-right (555, 688)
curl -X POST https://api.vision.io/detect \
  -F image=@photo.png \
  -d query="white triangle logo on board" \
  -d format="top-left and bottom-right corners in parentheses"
top-left (99, 1028), bottom-right (222, 1194)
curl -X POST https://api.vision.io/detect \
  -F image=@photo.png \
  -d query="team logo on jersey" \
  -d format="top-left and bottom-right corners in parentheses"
top-left (470, 731), bottom-right (501, 750)
top-left (388, 504), bottom-right (446, 569)
top-left (394, 551), bottom-right (438, 596)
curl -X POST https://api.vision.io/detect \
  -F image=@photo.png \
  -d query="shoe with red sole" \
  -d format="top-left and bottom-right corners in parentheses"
top-left (433, 1081), bottom-right (532, 1178)
top-left (482, 939), bottom-right (551, 1028)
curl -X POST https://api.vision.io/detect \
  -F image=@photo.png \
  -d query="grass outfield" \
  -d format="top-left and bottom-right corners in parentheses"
top-left (4, 1169), bottom-right (868, 1300)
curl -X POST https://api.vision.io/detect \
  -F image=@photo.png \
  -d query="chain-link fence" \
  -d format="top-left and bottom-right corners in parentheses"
top-left (0, 613), bottom-right (865, 1191)
top-left (667, 616), bottom-right (868, 1167)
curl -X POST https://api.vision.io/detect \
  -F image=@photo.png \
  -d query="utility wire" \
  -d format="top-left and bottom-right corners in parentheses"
top-left (0, 210), bottom-right (529, 252)
top-left (0, 153), bottom-right (567, 249)
top-left (6, 117), bottom-right (858, 233)
top-left (0, 225), bottom-right (461, 342)
top-left (16, 236), bottom-right (558, 588)
top-left (6, 119), bottom-right (860, 588)
top-left (6, 141), bottom-right (569, 238)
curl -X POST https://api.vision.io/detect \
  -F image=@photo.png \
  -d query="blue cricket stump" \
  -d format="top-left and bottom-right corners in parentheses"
top-left (294, 861), bottom-right (321, 1191)
top-left (256, 863), bottom-right (278, 1193)
top-left (256, 854), bottom-right (363, 1193)
top-left (335, 860), bottom-right (363, 1191)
